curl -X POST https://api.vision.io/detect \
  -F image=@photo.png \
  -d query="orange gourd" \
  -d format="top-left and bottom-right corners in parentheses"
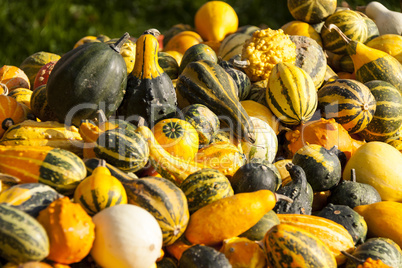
top-left (219, 237), bottom-right (267, 268)
top-left (36, 197), bottom-right (95, 264)
top-left (0, 65), bottom-right (30, 94)
top-left (0, 95), bottom-right (27, 138)
top-left (163, 31), bottom-right (203, 55)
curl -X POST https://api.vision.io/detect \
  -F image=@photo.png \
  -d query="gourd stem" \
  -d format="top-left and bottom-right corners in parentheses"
top-left (99, 159), bottom-right (107, 168)
top-left (231, 58), bottom-right (250, 69)
top-left (328, 145), bottom-right (338, 155)
top-left (274, 193), bottom-right (294, 204)
top-left (341, 251), bottom-right (365, 264)
top-left (0, 83), bottom-right (8, 95)
top-left (327, 24), bottom-right (351, 44)
top-left (110, 32), bottom-right (130, 53)
top-left (2, 119), bottom-right (14, 130)
top-left (143, 28), bottom-right (161, 38)
top-left (351, 168), bottom-right (356, 183)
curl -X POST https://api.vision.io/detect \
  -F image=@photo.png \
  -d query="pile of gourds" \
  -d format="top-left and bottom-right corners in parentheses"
top-left (1, 0), bottom-right (402, 267)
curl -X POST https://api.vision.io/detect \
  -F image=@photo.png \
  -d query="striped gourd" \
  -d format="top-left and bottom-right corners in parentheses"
top-left (321, 10), bottom-right (368, 55)
top-left (180, 168), bottom-right (234, 214)
top-left (287, 0), bottom-right (337, 24)
top-left (219, 60), bottom-right (251, 101)
top-left (290, 35), bottom-right (327, 89)
top-left (246, 80), bottom-right (267, 106)
top-left (366, 34), bottom-right (402, 64)
top-left (19, 51), bottom-right (61, 86)
top-left (0, 183), bottom-right (62, 217)
top-left (179, 43), bottom-right (217, 74)
top-left (94, 128), bottom-right (149, 172)
top-left (122, 176), bottom-right (189, 246)
top-left (0, 146), bottom-right (86, 195)
top-left (266, 62), bottom-right (317, 125)
top-left (0, 204), bottom-right (49, 263)
top-left (277, 214), bottom-right (355, 266)
top-left (359, 80), bottom-right (402, 141)
top-left (29, 84), bottom-right (58, 122)
top-left (317, 79), bottom-right (376, 134)
top-left (8, 87), bottom-right (32, 108)
top-left (263, 223), bottom-right (337, 268)
top-left (176, 60), bottom-right (255, 143)
top-left (158, 51), bottom-right (179, 80)
top-left (84, 157), bottom-right (138, 183)
top-left (218, 33), bottom-right (251, 61)
top-left (0, 120), bottom-right (84, 156)
top-left (239, 210), bottom-right (280, 241)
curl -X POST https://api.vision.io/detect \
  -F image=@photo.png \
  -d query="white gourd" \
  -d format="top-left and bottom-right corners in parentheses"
top-left (365, 1), bottom-right (402, 35)
top-left (90, 204), bottom-right (163, 268)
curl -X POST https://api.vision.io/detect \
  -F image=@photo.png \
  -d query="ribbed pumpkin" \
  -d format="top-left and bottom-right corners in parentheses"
top-left (266, 62), bottom-right (317, 125)
top-left (36, 197), bottom-right (95, 264)
top-left (29, 84), bottom-right (58, 122)
top-left (263, 223), bottom-right (337, 267)
top-left (287, 0), bottom-right (337, 24)
top-left (321, 10), bottom-right (368, 55)
top-left (122, 176), bottom-right (189, 246)
top-left (74, 160), bottom-right (127, 216)
top-left (0, 95), bottom-right (27, 138)
top-left (152, 118), bottom-right (199, 161)
top-left (0, 65), bottom-right (30, 94)
top-left (359, 80), bottom-right (402, 141)
top-left (318, 79), bottom-right (376, 134)
top-left (0, 146), bottom-right (86, 195)
top-left (19, 51), bottom-right (61, 87)
top-left (180, 168), bottom-right (233, 214)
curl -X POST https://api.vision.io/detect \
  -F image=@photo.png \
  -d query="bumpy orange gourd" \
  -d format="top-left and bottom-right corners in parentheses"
top-left (36, 197), bottom-right (95, 264)
top-left (0, 65), bottom-right (30, 94)
top-left (194, 1), bottom-right (238, 42)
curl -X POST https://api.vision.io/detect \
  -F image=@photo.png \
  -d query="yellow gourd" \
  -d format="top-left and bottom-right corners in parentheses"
top-left (354, 201), bottom-right (402, 248)
top-left (240, 100), bottom-right (281, 134)
top-left (281, 20), bottom-right (323, 47)
top-left (194, 1), bottom-right (238, 42)
top-left (365, 34), bottom-right (402, 64)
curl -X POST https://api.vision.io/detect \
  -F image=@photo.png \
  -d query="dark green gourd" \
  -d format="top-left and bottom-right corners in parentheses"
top-left (274, 163), bottom-right (313, 215)
top-left (119, 29), bottom-right (177, 127)
top-left (46, 33), bottom-right (129, 127)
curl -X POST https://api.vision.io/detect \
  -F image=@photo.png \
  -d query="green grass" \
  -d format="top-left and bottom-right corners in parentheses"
top-left (0, 0), bottom-right (400, 66)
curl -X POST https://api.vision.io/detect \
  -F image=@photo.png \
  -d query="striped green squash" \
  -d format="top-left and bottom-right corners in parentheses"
top-left (266, 62), bottom-right (317, 125)
top-left (359, 80), bottom-right (402, 141)
top-left (317, 79), bottom-right (376, 134)
top-left (180, 168), bottom-right (233, 214)
top-left (321, 10), bottom-right (368, 55)
top-left (364, 17), bottom-right (379, 43)
top-left (290, 35), bottom-right (327, 90)
top-left (287, 0), bottom-right (337, 24)
top-left (122, 176), bottom-right (189, 246)
top-left (182, 104), bottom-right (220, 147)
top-left (235, 25), bottom-right (260, 35)
top-left (19, 51), bottom-right (61, 86)
top-left (94, 128), bottom-right (149, 172)
top-left (219, 60), bottom-right (252, 101)
top-left (0, 183), bottom-right (62, 217)
top-left (246, 80), bottom-right (268, 106)
top-left (218, 33), bottom-right (251, 61)
top-left (179, 43), bottom-right (217, 74)
top-left (0, 146), bottom-right (86, 195)
top-left (264, 223), bottom-right (337, 267)
top-left (0, 204), bottom-right (49, 263)
top-left (239, 210), bottom-right (280, 241)
top-left (176, 60), bottom-right (255, 143)
top-left (292, 144), bottom-right (342, 191)
top-left (158, 51), bottom-right (180, 80)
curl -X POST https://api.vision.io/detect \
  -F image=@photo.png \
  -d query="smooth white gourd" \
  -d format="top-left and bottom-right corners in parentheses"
top-left (365, 1), bottom-right (402, 35)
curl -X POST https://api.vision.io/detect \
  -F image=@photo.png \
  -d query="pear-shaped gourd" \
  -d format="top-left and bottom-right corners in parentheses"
top-left (365, 1), bottom-right (402, 35)
top-left (328, 24), bottom-right (402, 94)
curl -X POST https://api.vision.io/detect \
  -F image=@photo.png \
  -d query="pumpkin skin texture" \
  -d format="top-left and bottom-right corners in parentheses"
top-left (354, 201), bottom-right (402, 249)
top-left (36, 197), bottom-right (95, 264)
top-left (194, 1), bottom-right (238, 42)
top-left (47, 36), bottom-right (127, 127)
top-left (263, 223), bottom-right (337, 268)
top-left (90, 204), bottom-right (163, 268)
top-left (343, 141), bottom-right (402, 202)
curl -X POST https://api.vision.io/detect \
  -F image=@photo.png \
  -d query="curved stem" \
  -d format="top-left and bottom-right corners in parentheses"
top-left (0, 83), bottom-right (9, 95)
top-left (110, 32), bottom-right (130, 53)
top-left (326, 24), bottom-right (351, 44)
top-left (275, 193), bottom-right (293, 204)
top-left (341, 251), bottom-right (365, 265)
top-left (230, 58), bottom-right (250, 69)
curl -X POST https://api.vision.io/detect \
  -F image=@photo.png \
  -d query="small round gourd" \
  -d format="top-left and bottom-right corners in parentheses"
top-left (74, 160), bottom-right (128, 216)
top-left (287, 0), bottom-right (337, 24)
top-left (91, 204), bottom-right (163, 268)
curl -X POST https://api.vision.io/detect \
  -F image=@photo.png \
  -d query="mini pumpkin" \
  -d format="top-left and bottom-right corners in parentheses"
top-left (0, 65), bottom-right (30, 94)
top-left (0, 95), bottom-right (27, 138)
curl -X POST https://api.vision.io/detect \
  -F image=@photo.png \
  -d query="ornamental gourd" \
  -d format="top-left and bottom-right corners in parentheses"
top-left (287, 0), bottom-right (337, 24)
top-left (46, 33), bottom-right (128, 127)
top-left (0, 95), bottom-right (26, 138)
top-left (0, 65), bottom-right (30, 93)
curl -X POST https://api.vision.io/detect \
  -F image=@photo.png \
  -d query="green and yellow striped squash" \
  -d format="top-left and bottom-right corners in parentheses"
top-left (84, 158), bottom-right (138, 183)
top-left (19, 51), bottom-right (61, 86)
top-left (180, 168), bottom-right (233, 214)
top-left (74, 162), bottom-right (127, 216)
top-left (219, 60), bottom-right (252, 101)
top-left (176, 59), bottom-right (255, 143)
top-left (239, 210), bottom-right (280, 241)
top-left (158, 51), bottom-right (180, 80)
top-left (182, 104), bottom-right (220, 147)
top-left (0, 183), bottom-right (62, 218)
top-left (365, 34), bottom-right (402, 64)
top-left (321, 10), bottom-right (368, 55)
top-left (0, 204), bottom-right (49, 263)
top-left (364, 16), bottom-right (379, 43)
top-left (263, 223), bottom-right (337, 268)
top-left (287, 0), bottom-right (337, 24)
top-left (122, 176), bottom-right (189, 246)
top-left (0, 146), bottom-right (86, 195)
top-left (94, 128), bottom-right (149, 172)
top-left (218, 33), bottom-right (251, 61)
top-left (277, 214), bottom-right (355, 266)
top-left (179, 43), bottom-right (217, 74)
top-left (359, 80), bottom-right (402, 141)
top-left (317, 79), bottom-right (376, 134)
top-left (266, 62), bottom-right (317, 125)
top-left (246, 80), bottom-right (267, 106)
top-left (29, 84), bottom-right (58, 122)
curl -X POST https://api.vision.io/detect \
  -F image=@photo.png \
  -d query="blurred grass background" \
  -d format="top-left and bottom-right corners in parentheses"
top-left (1, 0), bottom-right (400, 66)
